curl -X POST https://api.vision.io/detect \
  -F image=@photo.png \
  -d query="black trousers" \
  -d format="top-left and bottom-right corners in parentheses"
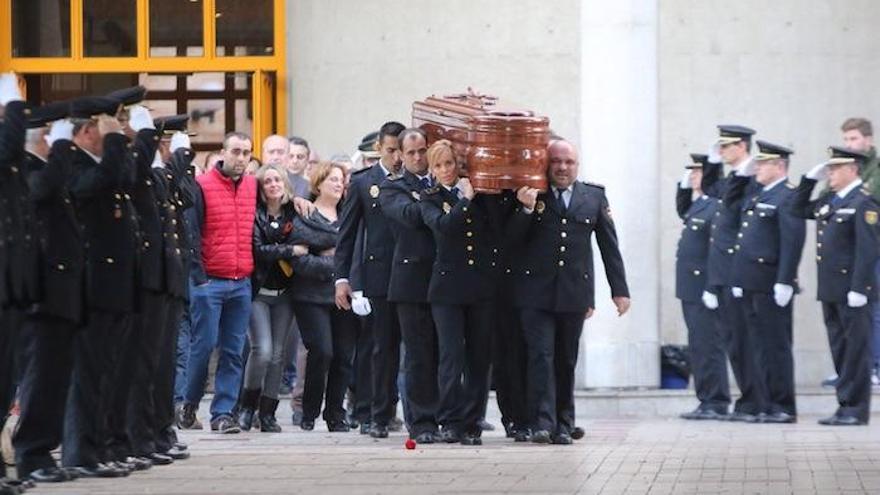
top-left (126, 289), bottom-right (169, 456)
top-left (368, 298), bottom-right (400, 427)
top-left (492, 297), bottom-right (528, 430)
top-left (62, 310), bottom-right (131, 467)
top-left (718, 289), bottom-right (761, 414)
top-left (397, 302), bottom-right (439, 436)
top-left (681, 300), bottom-right (730, 412)
top-left (432, 302), bottom-right (493, 436)
top-left (822, 301), bottom-right (873, 421)
top-left (14, 314), bottom-right (76, 477)
top-left (0, 307), bottom-right (22, 478)
top-left (154, 297), bottom-right (184, 453)
top-left (351, 313), bottom-right (373, 423)
top-left (323, 308), bottom-right (358, 424)
top-left (742, 290), bottom-right (795, 416)
top-left (520, 308), bottom-right (582, 435)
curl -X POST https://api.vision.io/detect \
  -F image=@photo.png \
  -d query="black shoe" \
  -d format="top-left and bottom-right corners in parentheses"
top-left (531, 430), bottom-right (552, 444)
top-left (300, 420), bottom-right (315, 431)
top-left (571, 426), bottom-right (585, 440)
top-left (110, 460), bottom-right (134, 475)
top-left (0, 482), bottom-right (21, 495)
top-left (359, 422), bottom-right (372, 435)
top-left (163, 446), bottom-right (191, 460)
top-left (238, 408), bottom-right (257, 431)
top-left (124, 456), bottom-right (152, 471)
top-left (477, 419), bottom-right (495, 431)
top-left (291, 410), bottom-right (303, 427)
top-left (726, 411), bottom-right (757, 423)
top-left (460, 434), bottom-right (482, 446)
top-left (514, 429), bottom-right (530, 442)
top-left (177, 403), bottom-right (202, 430)
top-left (503, 422), bottom-right (515, 438)
top-left (370, 424), bottom-right (389, 438)
top-left (346, 417), bottom-right (360, 430)
top-left (388, 416), bottom-right (404, 432)
top-left (260, 415), bottom-right (282, 433)
top-left (327, 421), bottom-right (351, 433)
top-left (818, 414), bottom-right (866, 426)
top-left (173, 442), bottom-right (188, 451)
top-left (439, 429), bottom-right (460, 443)
top-left (414, 432), bottom-right (436, 444)
top-left (821, 374), bottom-right (839, 388)
top-left (143, 453), bottom-right (174, 466)
top-left (552, 433), bottom-right (573, 445)
top-left (60, 467), bottom-right (80, 481)
top-left (760, 412), bottom-right (797, 424)
top-left (211, 415), bottom-right (241, 434)
top-left (68, 464), bottom-right (127, 478)
top-left (682, 408), bottom-right (729, 421)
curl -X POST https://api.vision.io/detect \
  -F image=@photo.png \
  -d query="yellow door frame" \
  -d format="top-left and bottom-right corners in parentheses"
top-left (0, 0), bottom-right (287, 155)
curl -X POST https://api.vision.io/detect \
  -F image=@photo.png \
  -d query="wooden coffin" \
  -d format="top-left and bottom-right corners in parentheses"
top-left (412, 89), bottom-right (550, 193)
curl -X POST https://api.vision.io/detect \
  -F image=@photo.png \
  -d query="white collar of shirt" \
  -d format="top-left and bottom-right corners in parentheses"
top-left (837, 178), bottom-right (863, 199)
top-left (762, 177), bottom-right (787, 192)
top-left (442, 180), bottom-right (460, 193)
top-left (553, 185), bottom-right (573, 207)
top-left (378, 162), bottom-right (393, 178)
top-left (415, 172), bottom-right (431, 183)
top-left (83, 148), bottom-right (102, 164)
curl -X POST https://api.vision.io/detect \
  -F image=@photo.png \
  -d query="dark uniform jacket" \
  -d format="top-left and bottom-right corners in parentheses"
top-left (419, 186), bottom-right (501, 306)
top-left (790, 177), bottom-right (880, 303)
top-left (727, 177), bottom-right (805, 292)
top-left (289, 209), bottom-right (339, 305)
top-left (334, 164), bottom-right (396, 298)
top-left (25, 139), bottom-right (86, 323)
top-left (251, 201), bottom-right (297, 298)
top-left (675, 188), bottom-right (718, 302)
top-left (507, 181), bottom-right (629, 314)
top-left (0, 101), bottom-right (37, 307)
top-left (155, 148), bottom-right (196, 300)
top-left (128, 129), bottom-right (163, 292)
top-left (69, 133), bottom-right (139, 313)
top-left (379, 171), bottom-right (436, 304)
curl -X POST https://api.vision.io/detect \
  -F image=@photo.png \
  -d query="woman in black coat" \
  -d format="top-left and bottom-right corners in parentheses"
top-left (240, 164), bottom-right (303, 432)
top-left (288, 161), bottom-right (358, 431)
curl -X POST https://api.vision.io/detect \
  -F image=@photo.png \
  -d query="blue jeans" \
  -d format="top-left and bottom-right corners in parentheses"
top-left (174, 305), bottom-right (192, 404)
top-left (184, 277), bottom-right (253, 421)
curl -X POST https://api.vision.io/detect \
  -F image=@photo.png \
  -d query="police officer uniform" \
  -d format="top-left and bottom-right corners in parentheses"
top-left (676, 154), bottom-right (731, 420)
top-left (13, 114), bottom-right (86, 482)
top-left (420, 184), bottom-right (500, 445)
top-left (379, 170), bottom-right (439, 442)
top-left (334, 156), bottom-right (402, 437)
top-left (791, 146), bottom-right (880, 425)
top-left (727, 141), bottom-right (805, 423)
top-left (508, 181), bottom-right (629, 444)
top-left (704, 124), bottom-right (764, 421)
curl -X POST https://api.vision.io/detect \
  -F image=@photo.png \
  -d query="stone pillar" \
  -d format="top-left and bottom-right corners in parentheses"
top-left (575, 0), bottom-right (660, 388)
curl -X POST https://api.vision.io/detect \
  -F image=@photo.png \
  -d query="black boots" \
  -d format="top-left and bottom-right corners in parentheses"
top-left (258, 396), bottom-right (282, 433)
top-left (237, 389), bottom-right (261, 431)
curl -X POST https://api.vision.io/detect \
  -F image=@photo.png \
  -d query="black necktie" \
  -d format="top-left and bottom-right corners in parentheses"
top-left (557, 188), bottom-right (567, 214)
top-left (420, 177), bottom-right (431, 190)
top-left (451, 186), bottom-right (460, 199)
top-left (831, 194), bottom-right (843, 207)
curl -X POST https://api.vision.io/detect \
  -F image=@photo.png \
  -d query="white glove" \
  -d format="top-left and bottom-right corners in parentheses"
top-left (735, 159), bottom-right (757, 177)
top-left (0, 72), bottom-right (22, 105)
top-left (128, 105), bottom-right (154, 132)
top-left (151, 150), bottom-right (164, 168)
top-left (773, 283), bottom-right (794, 307)
top-left (679, 170), bottom-right (692, 189)
top-left (847, 291), bottom-right (868, 308)
top-left (170, 131), bottom-right (191, 153)
top-left (701, 291), bottom-right (719, 310)
top-left (351, 291), bottom-right (372, 316)
top-left (45, 119), bottom-right (74, 146)
top-left (731, 287), bottom-right (744, 298)
top-left (707, 143), bottom-right (722, 164)
top-left (806, 163), bottom-right (828, 181)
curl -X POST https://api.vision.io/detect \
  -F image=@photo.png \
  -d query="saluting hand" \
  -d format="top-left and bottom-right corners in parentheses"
top-left (458, 178), bottom-right (475, 200)
top-left (515, 186), bottom-right (539, 210)
top-left (613, 296), bottom-right (631, 317)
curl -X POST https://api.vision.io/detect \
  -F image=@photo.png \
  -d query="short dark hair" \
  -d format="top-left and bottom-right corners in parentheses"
top-left (378, 121), bottom-right (406, 144)
top-left (841, 118), bottom-right (873, 137)
top-left (223, 131), bottom-right (252, 149)
top-left (397, 127), bottom-right (426, 147)
top-left (289, 135), bottom-right (310, 153)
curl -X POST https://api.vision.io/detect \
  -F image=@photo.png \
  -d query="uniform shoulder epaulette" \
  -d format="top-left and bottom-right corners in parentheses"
top-left (785, 182), bottom-right (796, 189)
top-left (861, 187), bottom-right (871, 196)
top-left (388, 175), bottom-right (403, 181)
top-left (582, 181), bottom-right (605, 190)
top-left (422, 186), bottom-right (441, 195)
top-left (351, 167), bottom-right (372, 177)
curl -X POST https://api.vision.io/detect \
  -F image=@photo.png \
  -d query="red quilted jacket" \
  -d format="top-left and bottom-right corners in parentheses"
top-left (197, 166), bottom-right (257, 279)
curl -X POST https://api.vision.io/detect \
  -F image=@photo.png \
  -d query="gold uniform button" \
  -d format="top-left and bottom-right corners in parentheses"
top-left (561, 232), bottom-right (567, 239)
top-left (505, 268), bottom-right (511, 274)
top-left (558, 260), bottom-right (565, 267)
top-left (462, 207), bottom-right (468, 212)
top-left (822, 220), bottom-right (828, 225)
top-left (466, 245), bottom-right (474, 251)
top-left (491, 262), bottom-right (496, 267)
top-left (468, 259), bottom-right (475, 266)
top-left (403, 259), bottom-right (409, 264)
top-left (466, 232), bottom-right (473, 237)
top-left (693, 269), bottom-right (701, 276)
top-left (747, 210), bottom-right (754, 216)
top-left (175, 248), bottom-right (181, 255)
top-left (106, 257), bottom-right (115, 264)
top-left (57, 264), bottom-right (66, 271)
top-left (734, 245), bottom-right (740, 250)
top-left (727, 248), bottom-right (734, 254)
top-left (144, 241), bottom-right (150, 247)
top-left (133, 152), bottom-right (139, 158)
top-left (525, 270), bottom-right (531, 275)
top-left (561, 219), bottom-right (567, 225)
top-left (816, 255), bottom-right (822, 261)
top-left (817, 242), bottom-right (822, 248)
top-left (493, 248), bottom-right (498, 254)
top-left (115, 193), bottom-right (122, 200)
top-left (560, 246), bottom-right (566, 253)
top-left (466, 218), bottom-right (472, 224)
top-left (737, 233), bottom-right (743, 238)
top-left (124, 194), bottom-right (131, 200)
top-left (691, 225), bottom-right (698, 231)
top-left (758, 258), bottom-right (764, 263)
top-left (841, 268), bottom-right (848, 274)
top-left (742, 222), bottom-right (749, 227)
top-left (368, 255), bottom-right (374, 261)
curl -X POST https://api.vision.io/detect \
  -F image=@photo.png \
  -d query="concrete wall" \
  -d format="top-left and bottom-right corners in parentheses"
top-left (286, 0), bottom-right (580, 157)
top-left (658, 0), bottom-right (880, 385)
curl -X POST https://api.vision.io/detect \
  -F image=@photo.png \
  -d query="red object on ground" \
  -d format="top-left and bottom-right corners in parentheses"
top-left (405, 438), bottom-right (416, 450)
